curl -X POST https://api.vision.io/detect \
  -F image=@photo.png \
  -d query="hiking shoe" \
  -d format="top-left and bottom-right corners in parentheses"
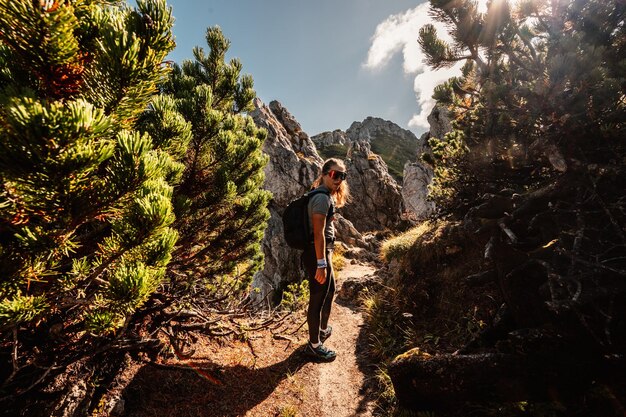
top-left (303, 342), bottom-right (337, 362)
top-left (320, 326), bottom-right (333, 343)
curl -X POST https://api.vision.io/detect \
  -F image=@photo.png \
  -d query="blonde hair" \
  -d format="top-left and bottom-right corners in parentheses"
top-left (312, 158), bottom-right (351, 208)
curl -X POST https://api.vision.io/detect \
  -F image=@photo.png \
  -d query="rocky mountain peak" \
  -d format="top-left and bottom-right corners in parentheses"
top-left (312, 117), bottom-right (422, 181)
top-left (247, 100), bottom-right (450, 301)
top-left (346, 116), bottom-right (421, 146)
top-left (249, 98), bottom-right (321, 206)
top-left (267, 100), bottom-right (303, 137)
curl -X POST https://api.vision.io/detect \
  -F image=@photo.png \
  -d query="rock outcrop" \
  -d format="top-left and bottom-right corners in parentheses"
top-left (251, 99), bottom-right (322, 208)
top-left (426, 103), bottom-right (453, 142)
top-left (313, 115), bottom-right (442, 222)
top-left (249, 100), bottom-right (371, 302)
top-left (249, 101), bottom-right (435, 300)
top-left (401, 104), bottom-right (452, 220)
top-left (312, 117), bottom-right (420, 181)
top-left (248, 99), bottom-right (323, 303)
top-left (311, 129), bottom-right (350, 148)
top-left (341, 141), bottom-right (404, 232)
top-left (402, 162), bottom-right (435, 219)
top-left (346, 116), bottom-right (417, 145)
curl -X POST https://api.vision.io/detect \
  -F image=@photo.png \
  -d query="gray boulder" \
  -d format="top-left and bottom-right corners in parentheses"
top-left (401, 104), bottom-right (452, 220)
top-left (341, 141), bottom-right (404, 232)
top-left (402, 161), bottom-right (435, 220)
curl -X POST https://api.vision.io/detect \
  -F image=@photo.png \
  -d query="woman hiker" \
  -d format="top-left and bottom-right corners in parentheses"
top-left (302, 158), bottom-right (351, 362)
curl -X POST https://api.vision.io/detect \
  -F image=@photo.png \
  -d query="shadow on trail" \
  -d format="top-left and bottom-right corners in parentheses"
top-left (334, 292), bottom-right (383, 416)
top-left (121, 347), bottom-right (308, 417)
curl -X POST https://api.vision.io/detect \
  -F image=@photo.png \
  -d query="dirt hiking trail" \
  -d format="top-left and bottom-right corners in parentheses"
top-left (319, 261), bottom-right (377, 417)
top-left (116, 260), bottom-right (380, 417)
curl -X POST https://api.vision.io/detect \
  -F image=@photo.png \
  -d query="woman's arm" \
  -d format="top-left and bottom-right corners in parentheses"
top-left (311, 212), bottom-right (327, 284)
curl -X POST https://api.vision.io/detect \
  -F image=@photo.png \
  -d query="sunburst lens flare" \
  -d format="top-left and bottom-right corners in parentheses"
top-left (477, 0), bottom-right (522, 14)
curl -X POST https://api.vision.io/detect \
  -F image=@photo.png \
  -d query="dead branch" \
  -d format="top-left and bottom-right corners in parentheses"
top-left (246, 339), bottom-right (258, 368)
top-left (0, 363), bottom-right (59, 402)
top-left (272, 333), bottom-right (296, 343)
top-left (1, 327), bottom-right (22, 390)
top-left (484, 236), bottom-right (496, 261)
top-left (498, 220), bottom-right (518, 243)
top-left (561, 251), bottom-right (626, 277)
top-left (587, 173), bottom-right (626, 243)
top-left (172, 321), bottom-right (221, 331)
top-left (288, 318), bottom-right (307, 335)
top-left (109, 338), bottom-right (161, 351)
top-left (464, 269), bottom-right (497, 286)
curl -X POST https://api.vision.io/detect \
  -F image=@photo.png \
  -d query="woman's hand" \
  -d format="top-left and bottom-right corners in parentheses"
top-left (315, 267), bottom-right (327, 284)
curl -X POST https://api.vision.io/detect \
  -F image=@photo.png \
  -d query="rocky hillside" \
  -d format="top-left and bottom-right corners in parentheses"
top-left (247, 99), bottom-right (447, 301)
top-left (248, 100), bottom-right (397, 301)
top-left (312, 117), bottom-right (422, 181)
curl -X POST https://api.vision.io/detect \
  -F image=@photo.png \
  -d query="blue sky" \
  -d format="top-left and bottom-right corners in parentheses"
top-left (160, 0), bottom-right (472, 137)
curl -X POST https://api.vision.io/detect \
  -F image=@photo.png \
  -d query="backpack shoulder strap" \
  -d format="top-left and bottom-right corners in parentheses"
top-left (306, 188), bottom-right (334, 219)
top-left (305, 188), bottom-right (330, 198)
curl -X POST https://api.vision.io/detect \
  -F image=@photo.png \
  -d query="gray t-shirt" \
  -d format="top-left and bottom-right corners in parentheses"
top-left (307, 185), bottom-right (335, 242)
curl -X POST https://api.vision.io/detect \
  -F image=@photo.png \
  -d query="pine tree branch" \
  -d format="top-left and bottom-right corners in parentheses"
top-left (514, 27), bottom-right (538, 63)
top-left (182, 209), bottom-right (257, 266)
top-left (1, 327), bottom-right (22, 389)
top-left (500, 45), bottom-right (535, 73)
top-left (0, 362), bottom-right (60, 402)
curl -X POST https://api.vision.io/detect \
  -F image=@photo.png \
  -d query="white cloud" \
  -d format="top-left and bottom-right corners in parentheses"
top-left (364, 5), bottom-right (428, 74)
top-left (408, 62), bottom-right (463, 128)
top-left (364, 3), bottom-right (462, 130)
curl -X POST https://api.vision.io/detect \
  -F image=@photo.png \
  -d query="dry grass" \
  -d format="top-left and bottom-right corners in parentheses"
top-left (364, 219), bottom-right (503, 415)
top-left (389, 219), bottom-right (498, 352)
top-left (380, 221), bottom-right (432, 260)
top-left (381, 219), bottom-right (470, 268)
top-left (332, 243), bottom-right (346, 272)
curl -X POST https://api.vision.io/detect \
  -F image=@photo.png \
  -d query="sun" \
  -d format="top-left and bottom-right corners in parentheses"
top-left (476, 0), bottom-right (522, 14)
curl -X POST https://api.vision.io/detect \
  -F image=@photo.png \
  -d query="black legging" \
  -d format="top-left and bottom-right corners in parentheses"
top-left (301, 244), bottom-right (336, 344)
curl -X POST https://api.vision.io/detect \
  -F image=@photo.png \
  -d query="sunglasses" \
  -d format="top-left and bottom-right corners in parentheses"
top-left (327, 170), bottom-right (347, 181)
